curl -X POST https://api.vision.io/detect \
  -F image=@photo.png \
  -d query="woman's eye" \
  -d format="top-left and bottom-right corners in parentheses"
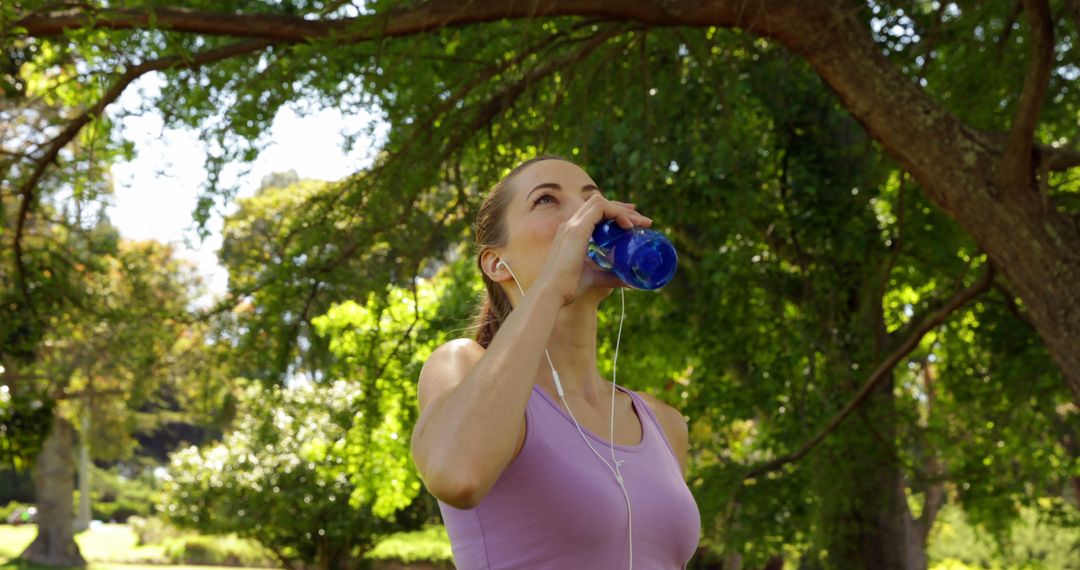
top-left (533, 194), bottom-right (556, 206)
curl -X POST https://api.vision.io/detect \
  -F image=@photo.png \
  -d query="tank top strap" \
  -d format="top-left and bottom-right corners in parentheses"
top-left (618, 386), bottom-right (680, 466)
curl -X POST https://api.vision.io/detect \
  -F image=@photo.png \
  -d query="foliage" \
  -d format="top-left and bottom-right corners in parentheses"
top-left (363, 524), bottom-right (453, 564)
top-left (218, 176), bottom-right (343, 384)
top-left (71, 464), bottom-right (161, 522)
top-left (159, 378), bottom-right (402, 568)
top-left (161, 534), bottom-right (277, 568)
top-left (1, 232), bottom-right (210, 467)
top-left (310, 252), bottom-right (480, 520)
top-left (927, 500), bottom-right (1080, 570)
top-left (0, 392), bottom-right (54, 472)
top-left (127, 515), bottom-right (191, 547)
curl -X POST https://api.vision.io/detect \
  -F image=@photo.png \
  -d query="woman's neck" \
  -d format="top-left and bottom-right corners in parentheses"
top-left (534, 295), bottom-right (612, 404)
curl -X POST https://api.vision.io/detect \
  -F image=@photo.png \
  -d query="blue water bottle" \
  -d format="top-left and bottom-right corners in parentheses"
top-left (586, 218), bottom-right (678, 290)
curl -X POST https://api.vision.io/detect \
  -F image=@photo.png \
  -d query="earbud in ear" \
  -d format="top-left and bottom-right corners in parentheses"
top-left (495, 258), bottom-right (524, 294)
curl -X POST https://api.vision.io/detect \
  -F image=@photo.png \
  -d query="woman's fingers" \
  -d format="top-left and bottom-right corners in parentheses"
top-left (616, 209), bottom-right (652, 228)
top-left (577, 194), bottom-right (653, 231)
top-left (612, 205), bottom-right (651, 229)
top-left (608, 200), bottom-right (652, 226)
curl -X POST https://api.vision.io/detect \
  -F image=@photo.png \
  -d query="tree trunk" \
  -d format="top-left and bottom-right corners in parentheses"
top-left (19, 409), bottom-right (87, 567)
top-left (900, 361), bottom-right (948, 570)
top-left (74, 404), bottom-right (91, 532)
top-left (808, 369), bottom-right (911, 570)
top-left (900, 473), bottom-right (929, 570)
top-left (314, 538), bottom-right (350, 570)
top-left (763, 555), bottom-right (784, 570)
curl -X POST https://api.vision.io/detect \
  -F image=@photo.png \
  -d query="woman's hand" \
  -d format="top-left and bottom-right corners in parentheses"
top-left (534, 194), bottom-right (653, 306)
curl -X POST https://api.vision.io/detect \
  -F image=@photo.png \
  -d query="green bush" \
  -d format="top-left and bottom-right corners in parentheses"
top-left (92, 496), bottom-right (144, 522)
top-left (928, 501), bottom-right (1080, 570)
top-left (70, 463), bottom-right (164, 522)
top-left (0, 501), bottom-right (32, 523)
top-left (364, 524), bottom-right (453, 564)
top-left (127, 515), bottom-right (192, 546)
top-left (161, 533), bottom-right (277, 567)
top-left (160, 379), bottom-right (408, 570)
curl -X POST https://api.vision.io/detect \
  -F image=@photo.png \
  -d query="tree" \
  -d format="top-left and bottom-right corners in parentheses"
top-left (7, 0), bottom-right (1080, 406)
top-left (7, 237), bottom-right (207, 566)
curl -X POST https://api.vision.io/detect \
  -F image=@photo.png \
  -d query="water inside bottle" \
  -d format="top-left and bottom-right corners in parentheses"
top-left (624, 237), bottom-right (677, 289)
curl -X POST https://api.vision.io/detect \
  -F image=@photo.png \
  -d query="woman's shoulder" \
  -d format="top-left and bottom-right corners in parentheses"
top-left (447, 337), bottom-right (485, 350)
top-left (419, 339), bottom-right (485, 386)
top-left (429, 338), bottom-right (485, 360)
top-left (627, 389), bottom-right (679, 419)
top-left (628, 389), bottom-right (689, 475)
top-left (415, 339), bottom-right (486, 418)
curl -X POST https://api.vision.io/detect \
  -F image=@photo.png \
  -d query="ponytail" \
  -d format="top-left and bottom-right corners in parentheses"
top-left (470, 270), bottom-right (515, 349)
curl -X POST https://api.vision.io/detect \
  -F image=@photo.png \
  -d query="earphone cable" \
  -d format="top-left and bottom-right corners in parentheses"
top-left (502, 261), bottom-right (634, 569)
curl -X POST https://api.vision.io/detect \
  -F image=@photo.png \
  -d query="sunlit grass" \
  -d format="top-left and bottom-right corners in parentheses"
top-left (0, 524), bottom-right (277, 569)
top-left (0, 561), bottom-right (268, 570)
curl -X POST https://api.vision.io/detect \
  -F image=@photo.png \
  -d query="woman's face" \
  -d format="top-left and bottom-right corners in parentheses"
top-left (487, 159), bottom-right (611, 302)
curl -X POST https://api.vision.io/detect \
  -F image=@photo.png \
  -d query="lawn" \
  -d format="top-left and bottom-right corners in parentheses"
top-left (0, 524), bottom-right (277, 570)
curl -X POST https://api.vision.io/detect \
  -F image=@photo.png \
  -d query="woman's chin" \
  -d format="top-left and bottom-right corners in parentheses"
top-left (582, 262), bottom-right (604, 283)
top-left (584, 262), bottom-right (621, 293)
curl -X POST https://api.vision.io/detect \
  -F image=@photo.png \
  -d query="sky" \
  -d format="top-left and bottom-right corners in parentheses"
top-left (105, 74), bottom-right (384, 307)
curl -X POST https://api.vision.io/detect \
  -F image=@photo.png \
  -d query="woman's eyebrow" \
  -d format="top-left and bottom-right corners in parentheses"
top-left (526, 183), bottom-right (602, 201)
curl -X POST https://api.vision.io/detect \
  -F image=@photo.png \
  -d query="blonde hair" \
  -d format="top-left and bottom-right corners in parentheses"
top-left (468, 154), bottom-right (569, 348)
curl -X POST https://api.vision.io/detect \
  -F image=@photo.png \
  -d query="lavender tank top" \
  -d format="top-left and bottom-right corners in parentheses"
top-left (437, 384), bottom-right (701, 569)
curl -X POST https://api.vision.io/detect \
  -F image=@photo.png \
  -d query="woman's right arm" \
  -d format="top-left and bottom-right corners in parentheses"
top-left (410, 282), bottom-right (564, 510)
top-left (409, 193), bottom-right (650, 509)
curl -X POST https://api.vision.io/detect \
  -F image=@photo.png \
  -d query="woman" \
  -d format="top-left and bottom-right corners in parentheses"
top-left (409, 155), bottom-right (701, 569)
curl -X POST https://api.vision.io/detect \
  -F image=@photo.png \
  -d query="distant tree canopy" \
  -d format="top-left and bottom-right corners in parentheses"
top-left (2, 1), bottom-right (1079, 569)
top-left (3, 1), bottom-right (1080, 393)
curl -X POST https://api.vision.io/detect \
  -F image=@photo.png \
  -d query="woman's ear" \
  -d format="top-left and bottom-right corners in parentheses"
top-left (480, 249), bottom-right (505, 281)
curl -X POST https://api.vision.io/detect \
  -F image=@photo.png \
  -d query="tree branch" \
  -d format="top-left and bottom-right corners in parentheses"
top-left (991, 276), bottom-right (1035, 329)
top-left (1039, 143), bottom-right (1080, 172)
top-left (995, 1), bottom-right (1025, 59)
top-left (743, 263), bottom-right (995, 480)
top-left (11, 39), bottom-right (273, 318)
top-left (17, 1), bottom-right (686, 41)
top-left (269, 26), bottom-right (622, 298)
top-left (1000, 0), bottom-right (1054, 192)
top-left (883, 247), bottom-right (981, 354)
top-left (428, 19), bottom-right (613, 122)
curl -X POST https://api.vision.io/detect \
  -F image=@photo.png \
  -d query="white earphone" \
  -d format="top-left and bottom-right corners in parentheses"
top-left (495, 256), bottom-right (634, 569)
